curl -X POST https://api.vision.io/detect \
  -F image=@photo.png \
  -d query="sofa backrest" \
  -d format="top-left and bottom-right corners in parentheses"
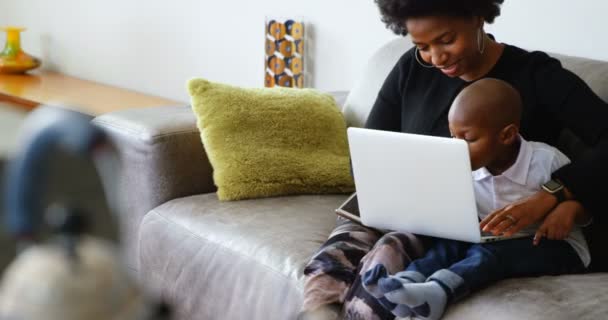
top-left (342, 37), bottom-right (608, 128)
top-left (342, 37), bottom-right (413, 128)
top-left (553, 53), bottom-right (608, 104)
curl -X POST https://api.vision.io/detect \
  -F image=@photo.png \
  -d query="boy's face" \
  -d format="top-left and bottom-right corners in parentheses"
top-left (449, 119), bottom-right (504, 171)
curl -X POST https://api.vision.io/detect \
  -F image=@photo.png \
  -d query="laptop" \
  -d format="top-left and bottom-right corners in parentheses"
top-left (344, 127), bottom-right (531, 243)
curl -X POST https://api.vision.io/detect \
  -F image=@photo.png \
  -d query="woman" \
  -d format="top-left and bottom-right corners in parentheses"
top-left (300, 0), bottom-right (608, 319)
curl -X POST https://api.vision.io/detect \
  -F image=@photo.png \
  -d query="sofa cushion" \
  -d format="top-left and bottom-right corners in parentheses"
top-left (138, 193), bottom-right (348, 319)
top-left (187, 78), bottom-right (354, 201)
top-left (444, 273), bottom-right (608, 320)
top-left (139, 192), bottom-right (608, 320)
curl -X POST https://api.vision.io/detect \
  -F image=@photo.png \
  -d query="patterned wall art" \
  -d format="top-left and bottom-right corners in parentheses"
top-left (265, 18), bottom-right (305, 88)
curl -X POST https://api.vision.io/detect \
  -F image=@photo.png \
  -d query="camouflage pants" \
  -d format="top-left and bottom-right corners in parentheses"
top-left (302, 218), bottom-right (427, 320)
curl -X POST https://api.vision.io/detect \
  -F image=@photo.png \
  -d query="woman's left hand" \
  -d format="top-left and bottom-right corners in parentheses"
top-left (532, 200), bottom-right (581, 245)
top-left (480, 190), bottom-right (558, 236)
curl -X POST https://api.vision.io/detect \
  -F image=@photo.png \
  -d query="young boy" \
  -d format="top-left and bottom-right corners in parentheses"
top-left (362, 78), bottom-right (591, 320)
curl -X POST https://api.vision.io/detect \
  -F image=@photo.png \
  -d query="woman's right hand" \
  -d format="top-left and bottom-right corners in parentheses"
top-left (480, 190), bottom-right (558, 236)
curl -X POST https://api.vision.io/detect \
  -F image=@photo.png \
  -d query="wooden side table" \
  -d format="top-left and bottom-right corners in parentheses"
top-left (0, 71), bottom-right (182, 116)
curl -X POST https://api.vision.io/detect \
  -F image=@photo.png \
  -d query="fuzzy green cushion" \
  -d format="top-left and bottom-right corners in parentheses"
top-left (187, 78), bottom-right (355, 201)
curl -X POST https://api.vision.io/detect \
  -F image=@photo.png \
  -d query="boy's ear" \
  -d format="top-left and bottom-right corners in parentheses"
top-left (500, 124), bottom-right (519, 144)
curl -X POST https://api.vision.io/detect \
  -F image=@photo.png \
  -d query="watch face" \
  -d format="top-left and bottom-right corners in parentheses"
top-left (544, 179), bottom-right (563, 192)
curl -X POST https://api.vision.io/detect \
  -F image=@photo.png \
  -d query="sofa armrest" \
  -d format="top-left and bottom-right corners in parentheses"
top-left (92, 105), bottom-right (215, 268)
top-left (93, 92), bottom-right (347, 268)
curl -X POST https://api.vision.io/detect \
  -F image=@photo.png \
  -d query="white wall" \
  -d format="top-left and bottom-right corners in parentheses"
top-left (485, 1), bottom-right (608, 62)
top-left (0, 1), bottom-right (606, 104)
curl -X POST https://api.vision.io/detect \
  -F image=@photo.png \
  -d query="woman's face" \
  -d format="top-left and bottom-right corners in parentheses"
top-left (406, 15), bottom-right (483, 79)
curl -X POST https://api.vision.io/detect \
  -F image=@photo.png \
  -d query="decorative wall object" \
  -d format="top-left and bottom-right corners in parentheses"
top-left (0, 27), bottom-right (41, 74)
top-left (264, 18), bottom-right (305, 88)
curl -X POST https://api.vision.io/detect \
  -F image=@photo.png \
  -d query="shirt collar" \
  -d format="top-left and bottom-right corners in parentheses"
top-left (472, 135), bottom-right (533, 186)
top-left (472, 166), bottom-right (492, 181)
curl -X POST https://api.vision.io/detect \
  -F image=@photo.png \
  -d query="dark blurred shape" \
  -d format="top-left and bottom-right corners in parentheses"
top-left (3, 106), bottom-right (118, 246)
top-left (0, 106), bottom-right (164, 319)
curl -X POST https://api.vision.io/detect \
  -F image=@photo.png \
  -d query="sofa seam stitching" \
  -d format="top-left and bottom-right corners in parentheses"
top-left (93, 119), bottom-right (200, 144)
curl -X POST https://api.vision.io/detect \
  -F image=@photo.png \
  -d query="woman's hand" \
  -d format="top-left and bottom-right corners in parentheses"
top-left (480, 190), bottom-right (558, 236)
top-left (532, 200), bottom-right (582, 245)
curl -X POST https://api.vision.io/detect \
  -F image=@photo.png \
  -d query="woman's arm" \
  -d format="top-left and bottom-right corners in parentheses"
top-left (537, 56), bottom-right (608, 214)
top-left (481, 54), bottom-right (608, 234)
top-left (364, 52), bottom-right (411, 131)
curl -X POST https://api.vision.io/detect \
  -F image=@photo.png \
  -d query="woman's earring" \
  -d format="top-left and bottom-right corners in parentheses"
top-left (477, 28), bottom-right (486, 54)
top-left (414, 47), bottom-right (434, 68)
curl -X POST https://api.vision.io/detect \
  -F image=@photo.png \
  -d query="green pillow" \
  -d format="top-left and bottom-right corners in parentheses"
top-left (187, 78), bottom-right (355, 201)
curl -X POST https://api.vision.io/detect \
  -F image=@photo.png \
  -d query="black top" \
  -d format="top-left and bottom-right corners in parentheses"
top-left (366, 43), bottom-right (608, 216)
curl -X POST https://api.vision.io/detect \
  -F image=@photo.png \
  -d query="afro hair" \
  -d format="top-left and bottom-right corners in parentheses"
top-left (375, 0), bottom-right (504, 35)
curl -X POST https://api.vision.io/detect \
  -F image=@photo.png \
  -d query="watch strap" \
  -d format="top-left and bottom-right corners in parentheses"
top-left (552, 187), bottom-right (567, 204)
top-left (542, 178), bottom-right (567, 204)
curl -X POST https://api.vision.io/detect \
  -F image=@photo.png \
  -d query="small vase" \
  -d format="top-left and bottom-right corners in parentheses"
top-left (0, 26), bottom-right (41, 74)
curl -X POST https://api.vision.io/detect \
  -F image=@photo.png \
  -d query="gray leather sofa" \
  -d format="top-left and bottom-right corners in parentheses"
top-left (93, 38), bottom-right (608, 320)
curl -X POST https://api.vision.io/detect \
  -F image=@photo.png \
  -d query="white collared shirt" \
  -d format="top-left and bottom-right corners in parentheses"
top-left (472, 136), bottom-right (590, 267)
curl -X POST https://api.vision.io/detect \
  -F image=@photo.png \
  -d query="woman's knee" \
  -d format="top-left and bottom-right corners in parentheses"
top-left (359, 232), bottom-right (425, 275)
top-left (305, 224), bottom-right (381, 278)
top-left (376, 232), bottom-right (426, 257)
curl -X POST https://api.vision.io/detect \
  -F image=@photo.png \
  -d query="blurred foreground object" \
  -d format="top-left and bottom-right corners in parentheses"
top-left (0, 107), bottom-right (169, 320)
top-left (0, 234), bottom-right (144, 320)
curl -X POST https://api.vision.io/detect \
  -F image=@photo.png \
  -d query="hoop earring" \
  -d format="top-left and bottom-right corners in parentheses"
top-left (477, 28), bottom-right (486, 54)
top-left (414, 47), bottom-right (434, 68)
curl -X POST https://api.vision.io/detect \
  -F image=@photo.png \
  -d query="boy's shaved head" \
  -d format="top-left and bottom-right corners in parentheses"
top-left (449, 78), bottom-right (522, 130)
